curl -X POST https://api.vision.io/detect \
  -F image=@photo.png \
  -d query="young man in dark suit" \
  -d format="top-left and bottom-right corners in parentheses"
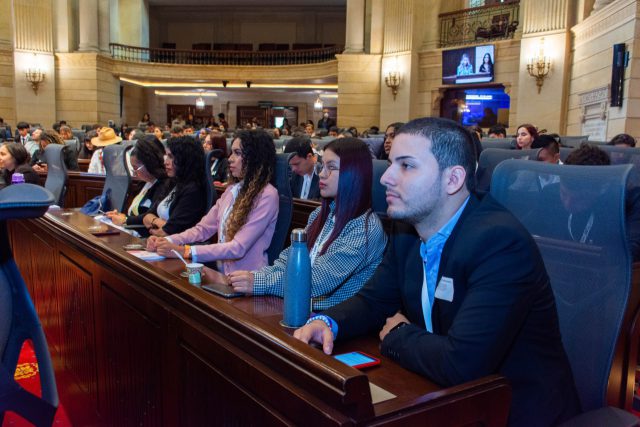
top-left (294, 117), bottom-right (581, 426)
top-left (283, 136), bottom-right (321, 200)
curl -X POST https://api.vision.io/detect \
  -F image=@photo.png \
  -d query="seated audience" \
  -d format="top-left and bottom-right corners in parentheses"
top-left (609, 133), bottom-right (636, 147)
top-left (137, 112), bottom-right (151, 129)
top-left (16, 121), bottom-right (38, 155)
top-left (88, 127), bottom-right (122, 174)
top-left (378, 122), bottom-right (404, 161)
top-left (147, 130), bottom-right (279, 273)
top-left (515, 123), bottom-right (538, 150)
top-left (105, 136), bottom-right (171, 236)
top-left (207, 132), bottom-right (229, 183)
top-left (31, 129), bottom-right (79, 172)
top-left (229, 138), bottom-right (387, 310)
top-left (293, 118), bottom-right (580, 426)
top-left (170, 126), bottom-right (184, 137)
top-left (0, 142), bottom-right (39, 188)
top-left (59, 125), bottom-right (75, 143)
top-left (328, 126), bottom-right (339, 138)
top-left (78, 130), bottom-right (97, 160)
top-left (284, 137), bottom-right (321, 200)
top-left (142, 137), bottom-right (207, 236)
top-left (532, 134), bottom-right (561, 164)
top-left (487, 124), bottom-right (507, 138)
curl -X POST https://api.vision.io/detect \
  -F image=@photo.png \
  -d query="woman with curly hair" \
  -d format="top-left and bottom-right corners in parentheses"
top-left (146, 130), bottom-right (279, 274)
top-left (229, 138), bottom-right (387, 310)
top-left (142, 136), bottom-right (207, 236)
top-left (105, 135), bottom-right (172, 235)
top-left (31, 129), bottom-right (79, 172)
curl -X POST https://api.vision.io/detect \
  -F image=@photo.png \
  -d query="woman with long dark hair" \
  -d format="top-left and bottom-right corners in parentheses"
top-left (142, 136), bottom-right (207, 236)
top-left (106, 136), bottom-right (171, 235)
top-left (479, 52), bottom-right (493, 74)
top-left (229, 138), bottom-right (387, 310)
top-left (147, 130), bottom-right (279, 274)
top-left (0, 142), bottom-right (38, 188)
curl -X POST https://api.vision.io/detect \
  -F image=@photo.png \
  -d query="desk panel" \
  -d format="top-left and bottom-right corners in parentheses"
top-left (9, 210), bottom-right (511, 426)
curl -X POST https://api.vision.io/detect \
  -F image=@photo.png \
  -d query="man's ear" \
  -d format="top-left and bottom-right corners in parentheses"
top-left (444, 165), bottom-right (467, 195)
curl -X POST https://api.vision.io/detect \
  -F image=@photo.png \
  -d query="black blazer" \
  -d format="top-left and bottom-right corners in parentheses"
top-left (125, 177), bottom-right (172, 235)
top-left (146, 180), bottom-right (206, 235)
top-left (290, 172), bottom-right (321, 200)
top-left (325, 194), bottom-right (581, 426)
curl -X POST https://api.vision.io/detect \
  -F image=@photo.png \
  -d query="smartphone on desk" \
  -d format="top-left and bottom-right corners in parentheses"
top-left (202, 282), bottom-right (244, 299)
top-left (334, 351), bottom-right (380, 369)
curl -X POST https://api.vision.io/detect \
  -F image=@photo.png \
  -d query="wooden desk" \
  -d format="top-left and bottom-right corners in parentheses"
top-left (9, 210), bottom-right (511, 426)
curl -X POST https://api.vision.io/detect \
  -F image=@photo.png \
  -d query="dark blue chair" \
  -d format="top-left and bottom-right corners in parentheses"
top-left (267, 153), bottom-right (293, 264)
top-left (0, 184), bottom-right (58, 426)
top-left (491, 160), bottom-right (639, 426)
top-left (371, 159), bottom-right (388, 218)
top-left (475, 148), bottom-right (541, 194)
top-left (102, 144), bottom-right (132, 213)
top-left (43, 144), bottom-right (68, 207)
top-left (204, 149), bottom-right (221, 210)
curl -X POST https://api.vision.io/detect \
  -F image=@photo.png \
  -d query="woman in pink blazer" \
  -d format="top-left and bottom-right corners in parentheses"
top-left (146, 130), bottom-right (279, 274)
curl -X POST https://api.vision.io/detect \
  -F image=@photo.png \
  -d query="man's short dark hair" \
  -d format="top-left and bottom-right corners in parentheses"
top-left (396, 117), bottom-right (476, 191)
top-left (488, 124), bottom-right (506, 137)
top-left (172, 125), bottom-right (184, 134)
top-left (16, 122), bottom-right (29, 130)
top-left (284, 136), bottom-right (313, 159)
top-left (328, 126), bottom-right (339, 133)
top-left (564, 143), bottom-right (610, 166)
top-left (531, 134), bottom-right (560, 154)
top-left (609, 133), bottom-right (636, 147)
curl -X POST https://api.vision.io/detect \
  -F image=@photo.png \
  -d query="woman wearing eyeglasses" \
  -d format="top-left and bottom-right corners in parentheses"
top-left (105, 135), bottom-right (171, 236)
top-left (229, 138), bottom-right (388, 310)
top-left (146, 130), bottom-right (279, 274)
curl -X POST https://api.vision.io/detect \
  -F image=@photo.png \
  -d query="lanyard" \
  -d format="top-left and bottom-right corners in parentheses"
top-left (568, 212), bottom-right (594, 243)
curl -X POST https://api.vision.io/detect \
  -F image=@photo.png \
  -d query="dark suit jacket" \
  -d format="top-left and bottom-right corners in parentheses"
top-left (325, 194), bottom-right (581, 426)
top-left (147, 180), bottom-right (206, 235)
top-left (290, 172), bottom-right (321, 200)
top-left (317, 117), bottom-right (336, 130)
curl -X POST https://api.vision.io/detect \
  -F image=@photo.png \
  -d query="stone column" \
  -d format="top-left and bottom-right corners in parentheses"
top-left (78, 0), bottom-right (99, 52)
top-left (98, 0), bottom-right (110, 53)
top-left (344, 0), bottom-right (365, 53)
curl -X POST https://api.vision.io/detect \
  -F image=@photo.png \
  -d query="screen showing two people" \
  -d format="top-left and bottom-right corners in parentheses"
top-left (442, 45), bottom-right (495, 85)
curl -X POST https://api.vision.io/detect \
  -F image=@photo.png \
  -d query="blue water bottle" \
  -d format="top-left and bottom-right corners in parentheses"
top-left (282, 228), bottom-right (312, 328)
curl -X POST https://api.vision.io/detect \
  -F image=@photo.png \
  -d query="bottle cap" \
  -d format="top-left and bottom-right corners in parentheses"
top-left (290, 228), bottom-right (307, 242)
top-left (11, 173), bottom-right (25, 184)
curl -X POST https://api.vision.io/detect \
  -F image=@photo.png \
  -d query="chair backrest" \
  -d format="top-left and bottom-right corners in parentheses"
top-left (204, 150), bottom-right (220, 210)
top-left (43, 144), bottom-right (68, 206)
top-left (371, 159), bottom-right (388, 217)
top-left (102, 144), bottom-right (132, 212)
top-left (558, 135), bottom-right (589, 148)
top-left (363, 137), bottom-right (384, 159)
top-left (481, 138), bottom-right (515, 150)
top-left (64, 139), bottom-right (79, 154)
top-left (71, 129), bottom-right (85, 144)
top-left (490, 160), bottom-right (632, 411)
top-left (0, 183), bottom-right (58, 422)
top-left (595, 145), bottom-right (640, 188)
top-left (475, 148), bottom-right (540, 193)
top-left (559, 146), bottom-right (574, 162)
top-left (267, 153), bottom-right (293, 264)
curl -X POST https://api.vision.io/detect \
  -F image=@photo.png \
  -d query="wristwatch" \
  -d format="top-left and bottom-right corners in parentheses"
top-left (390, 321), bottom-right (408, 333)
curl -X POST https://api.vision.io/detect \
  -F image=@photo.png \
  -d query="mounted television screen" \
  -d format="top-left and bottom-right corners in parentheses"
top-left (442, 45), bottom-right (495, 85)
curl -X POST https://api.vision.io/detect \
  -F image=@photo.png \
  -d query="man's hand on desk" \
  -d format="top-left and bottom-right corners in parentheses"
top-left (379, 312), bottom-right (410, 341)
top-left (293, 321), bottom-right (334, 355)
top-left (227, 271), bottom-right (255, 294)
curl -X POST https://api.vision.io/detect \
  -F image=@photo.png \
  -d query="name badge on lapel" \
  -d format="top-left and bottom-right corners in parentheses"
top-left (435, 276), bottom-right (454, 302)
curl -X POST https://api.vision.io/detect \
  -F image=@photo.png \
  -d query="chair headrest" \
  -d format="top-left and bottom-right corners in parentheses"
top-left (0, 184), bottom-right (54, 220)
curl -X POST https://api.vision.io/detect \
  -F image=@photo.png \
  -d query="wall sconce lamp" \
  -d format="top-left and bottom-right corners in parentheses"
top-left (384, 71), bottom-right (401, 100)
top-left (313, 95), bottom-right (324, 111)
top-left (25, 68), bottom-right (45, 95)
top-left (246, 81), bottom-right (252, 88)
top-left (222, 80), bottom-right (229, 88)
top-left (526, 38), bottom-right (551, 94)
top-left (195, 96), bottom-right (205, 109)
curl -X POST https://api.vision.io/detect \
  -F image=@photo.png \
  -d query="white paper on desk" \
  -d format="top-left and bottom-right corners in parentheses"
top-left (95, 215), bottom-right (140, 237)
top-left (369, 382), bottom-right (396, 404)
top-left (127, 250), bottom-right (165, 261)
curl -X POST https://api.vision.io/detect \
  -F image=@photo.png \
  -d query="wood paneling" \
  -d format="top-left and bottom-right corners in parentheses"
top-left (8, 212), bottom-right (512, 426)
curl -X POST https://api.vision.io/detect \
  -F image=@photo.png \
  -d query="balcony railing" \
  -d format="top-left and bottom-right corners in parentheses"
top-left (109, 43), bottom-right (343, 66)
top-left (439, 1), bottom-right (520, 47)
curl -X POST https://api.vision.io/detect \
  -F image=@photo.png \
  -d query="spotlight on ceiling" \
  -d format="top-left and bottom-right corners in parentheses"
top-left (222, 80), bottom-right (229, 88)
